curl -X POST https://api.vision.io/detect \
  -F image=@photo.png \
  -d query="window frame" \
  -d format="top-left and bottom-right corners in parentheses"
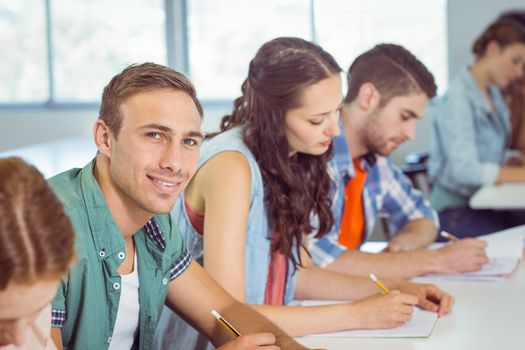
top-left (1, 0), bottom-right (446, 110)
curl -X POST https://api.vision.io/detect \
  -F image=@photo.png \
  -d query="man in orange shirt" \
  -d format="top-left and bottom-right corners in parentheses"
top-left (309, 44), bottom-right (489, 279)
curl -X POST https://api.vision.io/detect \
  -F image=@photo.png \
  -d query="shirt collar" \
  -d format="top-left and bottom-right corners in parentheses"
top-left (460, 65), bottom-right (499, 114)
top-left (79, 159), bottom-right (166, 257)
top-left (334, 131), bottom-right (377, 181)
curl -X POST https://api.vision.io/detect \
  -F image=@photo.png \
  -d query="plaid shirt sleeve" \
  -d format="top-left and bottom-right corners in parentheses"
top-left (51, 279), bottom-right (67, 328)
top-left (379, 157), bottom-right (439, 233)
top-left (144, 218), bottom-right (193, 281)
top-left (308, 155), bottom-right (349, 267)
top-left (169, 248), bottom-right (192, 281)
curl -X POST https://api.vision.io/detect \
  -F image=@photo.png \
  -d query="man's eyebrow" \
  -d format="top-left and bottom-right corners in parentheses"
top-left (137, 124), bottom-right (204, 139)
top-left (186, 131), bottom-right (205, 139)
top-left (137, 124), bottom-right (173, 133)
top-left (403, 109), bottom-right (421, 119)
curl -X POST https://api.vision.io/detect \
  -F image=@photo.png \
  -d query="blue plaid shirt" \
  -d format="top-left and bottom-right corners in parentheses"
top-left (309, 133), bottom-right (439, 267)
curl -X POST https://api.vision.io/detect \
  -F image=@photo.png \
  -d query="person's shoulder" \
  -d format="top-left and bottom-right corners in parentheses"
top-left (374, 155), bottom-right (391, 165)
top-left (153, 213), bottom-right (182, 241)
top-left (198, 147), bottom-right (255, 192)
top-left (441, 69), bottom-right (475, 103)
top-left (371, 155), bottom-right (400, 178)
top-left (48, 167), bottom-right (84, 211)
top-left (203, 127), bottom-right (246, 152)
top-left (152, 214), bottom-right (187, 256)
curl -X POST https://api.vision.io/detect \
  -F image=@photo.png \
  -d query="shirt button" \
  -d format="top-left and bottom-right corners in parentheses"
top-left (107, 336), bottom-right (112, 344)
top-left (162, 278), bottom-right (168, 285)
top-left (118, 252), bottom-right (125, 260)
top-left (113, 282), bottom-right (120, 290)
top-left (99, 250), bottom-right (106, 257)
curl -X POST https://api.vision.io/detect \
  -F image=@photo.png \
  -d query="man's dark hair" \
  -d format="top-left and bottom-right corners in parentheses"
top-left (99, 62), bottom-right (203, 137)
top-left (345, 44), bottom-right (437, 106)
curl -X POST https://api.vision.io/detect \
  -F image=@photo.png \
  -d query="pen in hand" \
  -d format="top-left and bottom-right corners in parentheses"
top-left (440, 231), bottom-right (460, 242)
top-left (369, 273), bottom-right (390, 294)
top-left (211, 309), bottom-right (241, 337)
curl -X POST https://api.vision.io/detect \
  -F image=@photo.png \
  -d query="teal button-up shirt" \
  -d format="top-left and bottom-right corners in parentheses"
top-left (48, 160), bottom-right (191, 350)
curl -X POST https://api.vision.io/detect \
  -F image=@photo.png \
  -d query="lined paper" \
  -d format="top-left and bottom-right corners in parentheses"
top-left (301, 300), bottom-right (438, 338)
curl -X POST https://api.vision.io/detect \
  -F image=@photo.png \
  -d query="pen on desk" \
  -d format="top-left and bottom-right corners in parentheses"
top-left (369, 273), bottom-right (390, 294)
top-left (211, 309), bottom-right (241, 337)
top-left (441, 231), bottom-right (460, 242)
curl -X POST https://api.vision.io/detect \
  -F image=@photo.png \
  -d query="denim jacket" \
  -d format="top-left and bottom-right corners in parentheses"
top-left (428, 66), bottom-right (511, 211)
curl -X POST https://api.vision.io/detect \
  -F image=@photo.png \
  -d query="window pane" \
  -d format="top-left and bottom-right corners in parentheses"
top-left (188, 0), bottom-right (311, 100)
top-left (314, 0), bottom-right (448, 94)
top-left (51, 0), bottom-right (166, 102)
top-left (0, 0), bottom-right (48, 103)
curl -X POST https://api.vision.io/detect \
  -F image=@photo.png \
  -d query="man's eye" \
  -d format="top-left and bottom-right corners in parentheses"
top-left (183, 138), bottom-right (199, 146)
top-left (147, 132), bottom-right (162, 140)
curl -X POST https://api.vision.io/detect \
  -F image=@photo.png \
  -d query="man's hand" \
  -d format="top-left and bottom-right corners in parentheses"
top-left (395, 281), bottom-right (455, 316)
top-left (217, 333), bottom-right (279, 350)
top-left (434, 238), bottom-right (489, 274)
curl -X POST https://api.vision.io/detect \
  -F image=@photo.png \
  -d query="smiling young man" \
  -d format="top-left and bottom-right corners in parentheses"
top-left (309, 44), bottom-right (490, 279)
top-left (47, 63), bottom-right (303, 350)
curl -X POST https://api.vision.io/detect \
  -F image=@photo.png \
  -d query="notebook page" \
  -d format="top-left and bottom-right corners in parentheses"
top-left (301, 300), bottom-right (438, 338)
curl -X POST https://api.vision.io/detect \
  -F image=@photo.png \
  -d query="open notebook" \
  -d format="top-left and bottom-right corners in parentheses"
top-left (360, 225), bottom-right (525, 282)
top-left (413, 225), bottom-right (525, 282)
top-left (300, 300), bottom-right (438, 338)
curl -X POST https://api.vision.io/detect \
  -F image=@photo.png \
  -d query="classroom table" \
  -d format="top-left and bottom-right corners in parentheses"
top-left (470, 183), bottom-right (525, 210)
top-left (296, 247), bottom-right (525, 349)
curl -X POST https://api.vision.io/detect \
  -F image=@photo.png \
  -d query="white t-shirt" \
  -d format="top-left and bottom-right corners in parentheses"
top-left (109, 253), bottom-right (140, 350)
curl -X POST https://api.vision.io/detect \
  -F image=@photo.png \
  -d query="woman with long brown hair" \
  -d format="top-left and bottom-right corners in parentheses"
top-left (155, 37), bottom-right (453, 350)
top-left (0, 157), bottom-right (75, 349)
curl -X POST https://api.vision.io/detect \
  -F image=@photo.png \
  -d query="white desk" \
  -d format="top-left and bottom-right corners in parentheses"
top-left (470, 183), bottom-right (525, 210)
top-left (296, 251), bottom-right (525, 349)
top-left (0, 137), bottom-right (96, 178)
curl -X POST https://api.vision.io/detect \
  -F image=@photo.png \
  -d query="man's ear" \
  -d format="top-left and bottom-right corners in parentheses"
top-left (485, 40), bottom-right (502, 58)
top-left (357, 82), bottom-right (381, 112)
top-left (93, 119), bottom-right (113, 158)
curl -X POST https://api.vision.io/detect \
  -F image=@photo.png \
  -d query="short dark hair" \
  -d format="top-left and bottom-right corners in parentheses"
top-left (345, 44), bottom-right (437, 106)
top-left (472, 12), bottom-right (525, 57)
top-left (99, 62), bottom-right (203, 137)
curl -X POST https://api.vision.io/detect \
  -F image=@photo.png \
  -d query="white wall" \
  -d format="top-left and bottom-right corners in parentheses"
top-left (0, 109), bottom-right (95, 152)
top-left (447, 0), bottom-right (525, 79)
top-left (1, 0), bottom-right (525, 159)
top-left (390, 0), bottom-right (525, 165)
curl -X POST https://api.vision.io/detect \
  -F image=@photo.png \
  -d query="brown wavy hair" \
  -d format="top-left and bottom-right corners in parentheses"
top-left (472, 14), bottom-right (525, 58)
top-left (215, 37), bottom-right (341, 269)
top-left (0, 157), bottom-right (75, 290)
